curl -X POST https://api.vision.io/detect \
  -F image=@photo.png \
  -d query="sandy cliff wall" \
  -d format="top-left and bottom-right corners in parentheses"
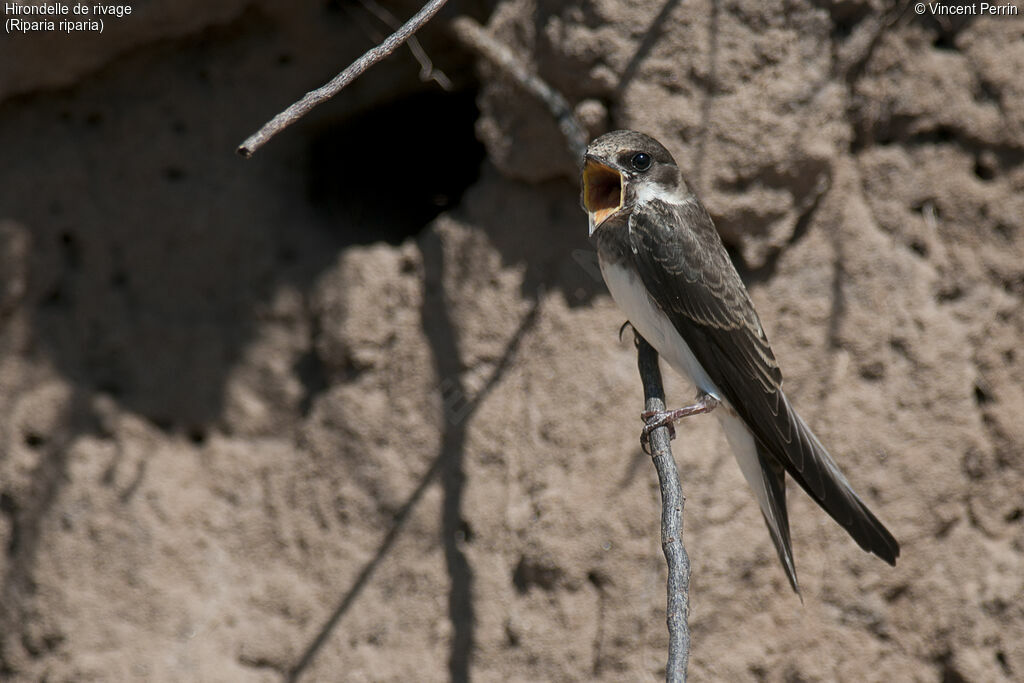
top-left (0, 1), bottom-right (1022, 680)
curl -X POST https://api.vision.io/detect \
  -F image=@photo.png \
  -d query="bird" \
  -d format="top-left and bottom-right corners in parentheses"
top-left (581, 129), bottom-right (899, 594)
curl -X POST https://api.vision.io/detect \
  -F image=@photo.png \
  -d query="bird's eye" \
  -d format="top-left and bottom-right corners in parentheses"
top-left (631, 152), bottom-right (652, 172)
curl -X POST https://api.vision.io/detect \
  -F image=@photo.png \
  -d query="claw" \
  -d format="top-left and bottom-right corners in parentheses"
top-left (638, 394), bottom-right (720, 455)
top-left (640, 414), bottom-right (677, 454)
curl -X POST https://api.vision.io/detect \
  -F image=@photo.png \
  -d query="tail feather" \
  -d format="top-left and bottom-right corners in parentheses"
top-left (757, 448), bottom-right (801, 597)
top-left (779, 400), bottom-right (901, 566)
top-left (718, 410), bottom-right (801, 595)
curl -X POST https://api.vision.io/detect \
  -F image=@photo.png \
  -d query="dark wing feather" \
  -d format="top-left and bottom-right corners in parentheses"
top-left (627, 198), bottom-right (900, 565)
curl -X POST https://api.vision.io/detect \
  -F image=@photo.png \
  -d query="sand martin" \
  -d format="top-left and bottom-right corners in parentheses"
top-left (581, 130), bottom-right (899, 593)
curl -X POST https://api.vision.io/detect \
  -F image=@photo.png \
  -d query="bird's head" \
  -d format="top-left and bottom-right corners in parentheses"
top-left (581, 130), bottom-right (682, 235)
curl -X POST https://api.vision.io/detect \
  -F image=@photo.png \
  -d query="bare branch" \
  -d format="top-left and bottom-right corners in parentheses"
top-left (237, 0), bottom-right (449, 158)
top-left (357, 0), bottom-right (453, 90)
top-left (449, 16), bottom-right (588, 161)
top-left (635, 333), bottom-right (691, 683)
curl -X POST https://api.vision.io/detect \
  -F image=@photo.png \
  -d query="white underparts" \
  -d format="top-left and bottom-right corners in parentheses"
top-left (598, 256), bottom-right (720, 398)
top-left (598, 255), bottom-right (783, 546)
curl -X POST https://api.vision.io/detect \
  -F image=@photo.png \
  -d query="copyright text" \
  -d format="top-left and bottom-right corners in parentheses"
top-left (915, 2), bottom-right (1019, 14)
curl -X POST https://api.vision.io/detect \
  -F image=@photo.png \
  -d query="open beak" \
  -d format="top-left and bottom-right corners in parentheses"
top-left (582, 158), bottom-right (623, 235)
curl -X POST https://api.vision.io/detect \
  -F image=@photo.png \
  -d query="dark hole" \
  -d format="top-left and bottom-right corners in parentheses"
top-left (909, 239), bottom-right (928, 257)
top-left (995, 650), bottom-right (1010, 675)
top-left (307, 89), bottom-right (485, 246)
top-left (0, 492), bottom-right (19, 557)
top-left (932, 32), bottom-right (956, 50)
top-left (974, 158), bottom-right (996, 181)
top-left (1001, 275), bottom-right (1024, 296)
top-left (884, 584), bottom-right (909, 602)
top-left (511, 560), bottom-right (527, 593)
top-left (294, 349), bottom-right (328, 416)
top-left (511, 556), bottom-right (561, 593)
top-left (24, 432), bottom-right (45, 448)
top-left (1005, 507), bottom-right (1022, 522)
top-left (831, 16), bottom-right (857, 39)
top-left (187, 427), bottom-right (207, 445)
top-left (995, 222), bottom-right (1014, 241)
top-left (924, 15), bottom-right (971, 52)
top-left (859, 361), bottom-right (885, 381)
top-left (976, 78), bottom-right (1000, 103)
top-left (936, 284), bottom-right (962, 302)
top-left (458, 519), bottom-right (474, 544)
top-left (973, 382), bottom-right (993, 405)
top-left (936, 650), bottom-right (969, 683)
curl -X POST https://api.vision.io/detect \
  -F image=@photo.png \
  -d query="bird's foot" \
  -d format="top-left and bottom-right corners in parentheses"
top-left (640, 394), bottom-right (720, 454)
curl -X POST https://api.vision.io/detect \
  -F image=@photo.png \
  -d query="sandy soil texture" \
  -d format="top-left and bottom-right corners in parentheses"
top-left (1, 1), bottom-right (1022, 681)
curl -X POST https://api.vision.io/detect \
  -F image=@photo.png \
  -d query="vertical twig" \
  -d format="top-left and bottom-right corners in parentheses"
top-left (636, 334), bottom-right (690, 683)
top-left (449, 16), bottom-right (588, 160)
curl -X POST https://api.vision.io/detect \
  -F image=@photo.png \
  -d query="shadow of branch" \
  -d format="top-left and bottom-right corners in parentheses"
top-left (286, 232), bottom-right (541, 681)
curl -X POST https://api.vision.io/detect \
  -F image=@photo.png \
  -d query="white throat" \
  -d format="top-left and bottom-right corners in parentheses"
top-left (633, 181), bottom-right (694, 207)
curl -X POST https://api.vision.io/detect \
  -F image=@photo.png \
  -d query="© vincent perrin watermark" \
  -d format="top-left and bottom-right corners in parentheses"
top-left (914, 2), bottom-right (1019, 14)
